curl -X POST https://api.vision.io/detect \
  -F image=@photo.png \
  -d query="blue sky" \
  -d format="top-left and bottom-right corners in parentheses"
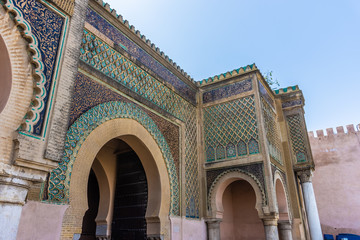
top-left (105, 0), bottom-right (360, 132)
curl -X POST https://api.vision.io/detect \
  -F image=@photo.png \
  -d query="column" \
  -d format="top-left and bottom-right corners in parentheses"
top-left (278, 220), bottom-right (293, 240)
top-left (263, 218), bottom-right (279, 240)
top-left (0, 175), bottom-right (31, 240)
top-left (298, 170), bottom-right (323, 240)
top-left (206, 218), bottom-right (221, 240)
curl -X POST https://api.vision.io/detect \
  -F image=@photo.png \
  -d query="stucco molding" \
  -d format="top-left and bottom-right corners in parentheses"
top-left (2, 0), bottom-right (51, 133)
top-left (0, 6), bottom-right (33, 161)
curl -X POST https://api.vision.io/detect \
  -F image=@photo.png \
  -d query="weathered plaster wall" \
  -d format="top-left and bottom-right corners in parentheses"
top-left (170, 217), bottom-right (207, 240)
top-left (16, 201), bottom-right (68, 240)
top-left (309, 124), bottom-right (360, 236)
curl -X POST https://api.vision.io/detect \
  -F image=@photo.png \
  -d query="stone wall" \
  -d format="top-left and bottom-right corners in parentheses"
top-left (309, 124), bottom-right (360, 236)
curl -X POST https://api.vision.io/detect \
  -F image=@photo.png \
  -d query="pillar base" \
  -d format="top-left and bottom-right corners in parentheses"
top-left (206, 218), bottom-right (222, 240)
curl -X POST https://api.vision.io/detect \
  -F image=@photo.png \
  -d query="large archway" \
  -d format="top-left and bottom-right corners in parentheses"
top-left (80, 139), bottom-right (151, 239)
top-left (61, 118), bottom-right (171, 239)
top-left (48, 101), bottom-right (176, 239)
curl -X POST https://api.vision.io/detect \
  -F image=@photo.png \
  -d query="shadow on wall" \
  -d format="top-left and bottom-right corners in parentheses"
top-left (220, 180), bottom-right (265, 240)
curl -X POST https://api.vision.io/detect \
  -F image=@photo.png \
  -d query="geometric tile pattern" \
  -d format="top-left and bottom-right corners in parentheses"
top-left (85, 8), bottom-right (196, 104)
top-left (237, 140), bottom-right (248, 156)
top-left (79, 30), bottom-right (200, 218)
top-left (203, 96), bottom-right (259, 162)
top-left (47, 101), bottom-right (180, 215)
top-left (183, 106), bottom-right (199, 218)
top-left (80, 29), bottom-right (189, 121)
top-left (261, 97), bottom-right (282, 163)
top-left (286, 114), bottom-right (308, 163)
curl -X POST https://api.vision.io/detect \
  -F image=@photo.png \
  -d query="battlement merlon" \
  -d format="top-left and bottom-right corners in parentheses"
top-left (309, 124), bottom-right (360, 138)
top-left (197, 63), bottom-right (258, 87)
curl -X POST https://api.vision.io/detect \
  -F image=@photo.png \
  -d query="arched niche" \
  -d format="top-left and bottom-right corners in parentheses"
top-left (208, 170), bottom-right (266, 219)
top-left (274, 172), bottom-right (291, 221)
top-left (207, 170), bottom-right (267, 240)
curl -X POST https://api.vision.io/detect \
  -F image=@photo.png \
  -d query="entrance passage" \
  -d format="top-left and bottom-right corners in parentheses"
top-left (112, 151), bottom-right (148, 240)
top-left (80, 169), bottom-right (100, 240)
top-left (220, 180), bottom-right (265, 240)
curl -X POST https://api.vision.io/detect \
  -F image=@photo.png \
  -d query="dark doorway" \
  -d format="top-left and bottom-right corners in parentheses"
top-left (80, 169), bottom-right (100, 240)
top-left (111, 151), bottom-right (148, 240)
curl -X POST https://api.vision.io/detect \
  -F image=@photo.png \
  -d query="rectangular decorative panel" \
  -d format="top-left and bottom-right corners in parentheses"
top-left (286, 114), bottom-right (308, 163)
top-left (203, 96), bottom-right (259, 162)
top-left (261, 97), bottom-right (282, 163)
top-left (202, 78), bottom-right (252, 103)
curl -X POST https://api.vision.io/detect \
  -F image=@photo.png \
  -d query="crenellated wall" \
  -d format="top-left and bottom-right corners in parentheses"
top-left (309, 124), bottom-right (360, 236)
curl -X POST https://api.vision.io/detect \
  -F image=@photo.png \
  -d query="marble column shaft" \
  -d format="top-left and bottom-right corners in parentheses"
top-left (298, 170), bottom-right (323, 240)
top-left (263, 218), bottom-right (280, 240)
top-left (278, 221), bottom-right (293, 240)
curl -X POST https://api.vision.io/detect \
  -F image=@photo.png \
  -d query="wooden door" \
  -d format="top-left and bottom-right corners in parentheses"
top-left (111, 151), bottom-right (148, 240)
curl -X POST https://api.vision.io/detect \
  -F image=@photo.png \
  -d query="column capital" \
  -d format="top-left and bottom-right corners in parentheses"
top-left (261, 214), bottom-right (279, 226)
top-left (261, 212), bottom-right (279, 226)
top-left (297, 169), bottom-right (313, 183)
top-left (205, 218), bottom-right (222, 226)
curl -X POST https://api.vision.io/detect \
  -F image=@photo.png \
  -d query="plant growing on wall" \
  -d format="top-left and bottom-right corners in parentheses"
top-left (264, 70), bottom-right (280, 89)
